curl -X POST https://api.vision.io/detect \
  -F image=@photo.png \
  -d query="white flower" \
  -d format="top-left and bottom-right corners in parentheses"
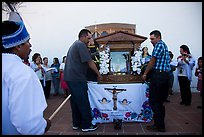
top-left (99, 46), bottom-right (143, 75)
top-left (99, 46), bottom-right (110, 74)
top-left (141, 58), bottom-right (146, 64)
top-left (137, 68), bottom-right (141, 74)
top-left (131, 50), bottom-right (142, 74)
top-left (132, 65), bottom-right (137, 71)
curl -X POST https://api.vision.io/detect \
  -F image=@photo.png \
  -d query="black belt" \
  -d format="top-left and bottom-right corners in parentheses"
top-left (153, 69), bottom-right (169, 73)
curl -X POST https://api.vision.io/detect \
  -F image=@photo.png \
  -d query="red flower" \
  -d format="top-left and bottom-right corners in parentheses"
top-left (102, 113), bottom-right (108, 118)
top-left (125, 112), bottom-right (131, 117)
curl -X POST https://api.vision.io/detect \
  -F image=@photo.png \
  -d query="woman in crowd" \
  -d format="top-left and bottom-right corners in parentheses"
top-left (177, 45), bottom-right (195, 106)
top-left (30, 53), bottom-right (45, 87)
top-left (51, 57), bottom-right (60, 96)
top-left (42, 57), bottom-right (52, 99)
top-left (60, 56), bottom-right (70, 98)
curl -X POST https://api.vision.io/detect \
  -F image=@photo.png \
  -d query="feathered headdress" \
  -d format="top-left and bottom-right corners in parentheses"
top-left (2, 3), bottom-right (30, 49)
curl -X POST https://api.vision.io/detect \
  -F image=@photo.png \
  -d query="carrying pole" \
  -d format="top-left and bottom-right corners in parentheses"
top-left (48, 94), bottom-right (71, 120)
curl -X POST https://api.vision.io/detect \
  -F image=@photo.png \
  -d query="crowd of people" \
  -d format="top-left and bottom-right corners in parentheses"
top-left (23, 53), bottom-right (70, 99)
top-left (141, 30), bottom-right (202, 132)
top-left (2, 19), bottom-right (202, 134)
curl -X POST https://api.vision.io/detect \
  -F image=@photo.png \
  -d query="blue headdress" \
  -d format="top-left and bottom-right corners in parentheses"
top-left (2, 12), bottom-right (30, 49)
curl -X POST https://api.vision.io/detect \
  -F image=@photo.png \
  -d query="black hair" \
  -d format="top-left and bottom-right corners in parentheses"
top-left (32, 53), bottom-right (41, 62)
top-left (142, 47), bottom-right (150, 57)
top-left (180, 44), bottom-right (190, 54)
top-left (78, 29), bottom-right (91, 39)
top-left (39, 56), bottom-right (43, 64)
top-left (198, 57), bottom-right (203, 60)
top-left (197, 57), bottom-right (202, 69)
top-left (150, 30), bottom-right (162, 39)
top-left (2, 21), bottom-right (20, 53)
top-left (43, 57), bottom-right (48, 61)
top-left (53, 57), bottom-right (59, 64)
top-left (62, 56), bottom-right (66, 63)
top-left (169, 51), bottom-right (174, 59)
top-left (198, 57), bottom-right (202, 62)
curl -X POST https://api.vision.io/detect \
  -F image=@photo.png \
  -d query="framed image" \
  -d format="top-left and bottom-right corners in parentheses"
top-left (110, 51), bottom-right (131, 74)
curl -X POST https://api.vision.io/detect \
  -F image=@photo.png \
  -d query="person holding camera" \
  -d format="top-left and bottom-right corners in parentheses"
top-left (177, 45), bottom-right (195, 106)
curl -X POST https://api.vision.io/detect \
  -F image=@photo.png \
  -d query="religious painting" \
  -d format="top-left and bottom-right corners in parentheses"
top-left (110, 51), bottom-right (131, 74)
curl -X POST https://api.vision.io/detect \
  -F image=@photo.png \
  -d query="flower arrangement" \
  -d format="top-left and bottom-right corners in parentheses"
top-left (131, 50), bottom-right (142, 75)
top-left (98, 45), bottom-right (143, 75)
top-left (99, 45), bottom-right (110, 75)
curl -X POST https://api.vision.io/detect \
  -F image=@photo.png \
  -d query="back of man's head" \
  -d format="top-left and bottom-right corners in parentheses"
top-left (78, 29), bottom-right (91, 39)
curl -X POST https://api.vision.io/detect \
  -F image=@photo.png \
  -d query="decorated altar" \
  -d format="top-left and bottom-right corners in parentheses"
top-left (86, 27), bottom-right (152, 124)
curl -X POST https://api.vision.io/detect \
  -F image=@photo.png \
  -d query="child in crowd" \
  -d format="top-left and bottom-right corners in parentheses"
top-left (195, 57), bottom-right (202, 109)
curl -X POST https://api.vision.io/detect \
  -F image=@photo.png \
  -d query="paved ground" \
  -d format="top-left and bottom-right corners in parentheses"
top-left (43, 91), bottom-right (202, 135)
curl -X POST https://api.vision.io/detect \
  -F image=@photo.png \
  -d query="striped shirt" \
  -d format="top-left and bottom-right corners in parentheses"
top-left (152, 40), bottom-right (171, 71)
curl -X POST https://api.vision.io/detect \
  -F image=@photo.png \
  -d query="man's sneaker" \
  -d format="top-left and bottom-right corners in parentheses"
top-left (72, 126), bottom-right (79, 130)
top-left (81, 125), bottom-right (98, 132)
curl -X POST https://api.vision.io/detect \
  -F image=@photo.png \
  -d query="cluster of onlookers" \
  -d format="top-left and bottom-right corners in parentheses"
top-left (140, 45), bottom-right (202, 106)
top-left (24, 54), bottom-right (70, 99)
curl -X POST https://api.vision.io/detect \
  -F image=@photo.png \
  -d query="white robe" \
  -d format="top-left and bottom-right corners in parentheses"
top-left (2, 53), bottom-right (47, 135)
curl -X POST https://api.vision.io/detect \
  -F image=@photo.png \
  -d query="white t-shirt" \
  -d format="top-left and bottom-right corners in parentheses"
top-left (177, 58), bottom-right (188, 77)
top-left (59, 62), bottom-right (65, 71)
top-left (177, 55), bottom-right (195, 81)
top-left (2, 54), bottom-right (47, 135)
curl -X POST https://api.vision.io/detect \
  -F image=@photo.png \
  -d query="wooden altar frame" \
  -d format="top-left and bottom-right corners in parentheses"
top-left (95, 31), bottom-right (147, 84)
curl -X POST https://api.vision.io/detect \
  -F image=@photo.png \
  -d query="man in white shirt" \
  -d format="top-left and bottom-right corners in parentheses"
top-left (2, 19), bottom-right (51, 134)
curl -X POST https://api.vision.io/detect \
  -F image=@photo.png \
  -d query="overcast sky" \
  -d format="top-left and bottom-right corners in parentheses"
top-left (2, 2), bottom-right (202, 91)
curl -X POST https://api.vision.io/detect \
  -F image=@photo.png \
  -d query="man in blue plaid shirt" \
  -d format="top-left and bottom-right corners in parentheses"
top-left (142, 30), bottom-right (171, 132)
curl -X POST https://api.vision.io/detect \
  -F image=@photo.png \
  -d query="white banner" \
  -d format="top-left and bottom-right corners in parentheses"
top-left (88, 82), bottom-right (153, 123)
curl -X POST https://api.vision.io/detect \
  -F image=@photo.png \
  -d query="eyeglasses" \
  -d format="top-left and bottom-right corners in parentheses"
top-left (150, 38), bottom-right (156, 40)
